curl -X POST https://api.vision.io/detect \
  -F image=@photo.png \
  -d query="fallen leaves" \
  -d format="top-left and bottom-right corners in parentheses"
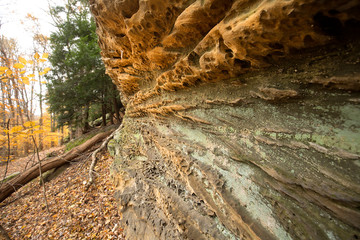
top-left (0, 150), bottom-right (124, 239)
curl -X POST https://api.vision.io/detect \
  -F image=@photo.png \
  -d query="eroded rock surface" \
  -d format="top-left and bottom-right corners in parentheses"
top-left (90, 0), bottom-right (360, 239)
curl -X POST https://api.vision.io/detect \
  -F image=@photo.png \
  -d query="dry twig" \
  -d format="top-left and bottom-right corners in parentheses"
top-left (85, 125), bottom-right (122, 189)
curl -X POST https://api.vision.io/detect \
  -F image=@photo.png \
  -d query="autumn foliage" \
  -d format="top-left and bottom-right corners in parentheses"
top-left (0, 45), bottom-right (65, 162)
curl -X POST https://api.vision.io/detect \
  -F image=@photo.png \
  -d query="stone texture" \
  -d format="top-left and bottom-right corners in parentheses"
top-left (90, 0), bottom-right (360, 239)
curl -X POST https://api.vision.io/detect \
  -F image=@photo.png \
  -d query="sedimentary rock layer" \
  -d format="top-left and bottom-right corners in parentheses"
top-left (90, 0), bottom-right (360, 239)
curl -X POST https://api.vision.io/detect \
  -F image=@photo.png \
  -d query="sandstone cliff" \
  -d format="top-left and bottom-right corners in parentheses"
top-left (89, 0), bottom-right (360, 239)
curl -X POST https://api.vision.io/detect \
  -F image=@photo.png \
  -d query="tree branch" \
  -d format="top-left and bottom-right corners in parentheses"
top-left (85, 124), bottom-right (122, 189)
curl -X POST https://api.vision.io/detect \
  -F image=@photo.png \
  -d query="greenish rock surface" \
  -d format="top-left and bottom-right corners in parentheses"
top-left (90, 0), bottom-right (360, 238)
top-left (107, 41), bottom-right (360, 239)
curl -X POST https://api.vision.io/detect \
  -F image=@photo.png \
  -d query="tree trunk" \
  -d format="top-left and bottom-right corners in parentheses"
top-left (50, 113), bottom-right (54, 132)
top-left (6, 83), bottom-right (15, 121)
top-left (83, 104), bottom-right (90, 133)
top-left (13, 82), bottom-right (24, 127)
top-left (0, 129), bottom-right (114, 203)
top-left (59, 126), bottom-right (64, 145)
top-left (38, 73), bottom-right (43, 151)
top-left (101, 103), bottom-right (107, 126)
top-left (109, 105), bottom-right (114, 125)
top-left (0, 82), bottom-right (6, 126)
top-left (70, 124), bottom-right (76, 140)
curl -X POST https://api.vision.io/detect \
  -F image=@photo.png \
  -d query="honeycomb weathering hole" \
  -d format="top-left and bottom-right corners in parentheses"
top-left (234, 58), bottom-right (251, 68)
top-left (313, 12), bottom-right (343, 36)
top-left (120, 0), bottom-right (140, 18)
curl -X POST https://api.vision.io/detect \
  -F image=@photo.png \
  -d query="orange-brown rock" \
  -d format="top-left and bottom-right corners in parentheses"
top-left (91, 0), bottom-right (359, 107)
top-left (90, 0), bottom-right (360, 239)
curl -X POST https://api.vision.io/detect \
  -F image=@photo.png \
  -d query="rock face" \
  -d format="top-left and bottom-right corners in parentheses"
top-left (90, 0), bottom-right (360, 239)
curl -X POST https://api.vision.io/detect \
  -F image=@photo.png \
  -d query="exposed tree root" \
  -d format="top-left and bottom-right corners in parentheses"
top-left (85, 124), bottom-right (122, 190)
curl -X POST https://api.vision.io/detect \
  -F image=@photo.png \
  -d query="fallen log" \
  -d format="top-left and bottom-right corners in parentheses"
top-left (0, 129), bottom-right (114, 203)
top-left (0, 172), bottom-right (20, 184)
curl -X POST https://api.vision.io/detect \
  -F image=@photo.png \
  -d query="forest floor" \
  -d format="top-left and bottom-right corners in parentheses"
top-left (0, 134), bottom-right (125, 239)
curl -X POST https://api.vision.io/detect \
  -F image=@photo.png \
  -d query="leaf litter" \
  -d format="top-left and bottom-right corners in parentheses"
top-left (0, 148), bottom-right (125, 239)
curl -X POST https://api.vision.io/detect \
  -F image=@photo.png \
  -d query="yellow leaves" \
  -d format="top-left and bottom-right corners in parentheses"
top-left (0, 136), bottom-right (6, 146)
top-left (21, 77), bottom-right (30, 85)
top-left (26, 13), bottom-right (38, 21)
top-left (6, 69), bottom-right (13, 76)
top-left (10, 125), bottom-right (23, 133)
top-left (13, 63), bottom-right (25, 69)
top-left (27, 75), bottom-right (37, 82)
top-left (39, 53), bottom-right (49, 62)
top-left (0, 53), bottom-right (49, 83)
top-left (41, 81), bottom-right (47, 84)
top-left (33, 52), bottom-right (49, 63)
top-left (0, 66), bottom-right (8, 72)
top-left (39, 67), bottom-right (51, 76)
top-left (2, 118), bottom-right (55, 143)
top-left (33, 129), bottom-right (45, 134)
top-left (0, 67), bottom-right (7, 77)
top-left (19, 56), bottom-right (27, 65)
top-left (24, 121), bottom-right (36, 128)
